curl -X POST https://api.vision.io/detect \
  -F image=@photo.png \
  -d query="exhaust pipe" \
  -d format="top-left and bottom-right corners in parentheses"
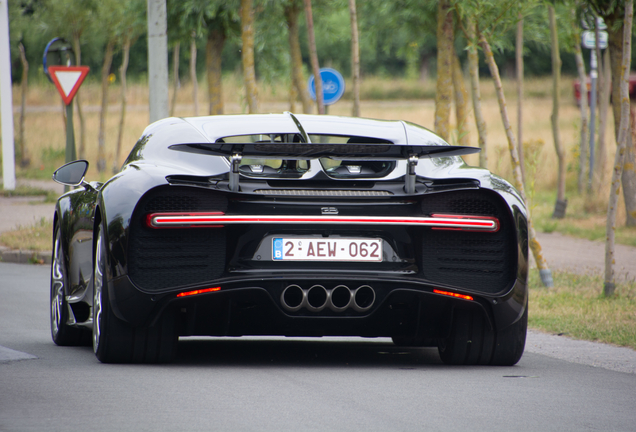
top-left (306, 285), bottom-right (328, 312)
top-left (352, 285), bottom-right (375, 312)
top-left (328, 285), bottom-right (352, 312)
top-left (281, 284), bottom-right (375, 313)
top-left (281, 284), bottom-right (304, 312)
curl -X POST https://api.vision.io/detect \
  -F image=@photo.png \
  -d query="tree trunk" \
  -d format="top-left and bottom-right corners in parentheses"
top-left (549, 6), bottom-right (566, 209)
top-left (72, 36), bottom-right (85, 159)
top-left (595, 49), bottom-right (611, 189)
top-left (285, 1), bottom-right (312, 114)
top-left (575, 37), bottom-right (589, 194)
top-left (114, 38), bottom-right (130, 174)
top-left (241, 0), bottom-right (258, 113)
top-left (480, 32), bottom-right (553, 287)
top-left (97, 39), bottom-right (115, 173)
top-left (608, 14), bottom-right (636, 227)
top-left (190, 36), bottom-right (199, 116)
top-left (170, 42), bottom-right (180, 117)
top-left (434, 0), bottom-right (453, 141)
top-left (467, 21), bottom-right (487, 169)
top-left (18, 42), bottom-right (29, 167)
top-left (304, 0), bottom-right (324, 114)
top-left (206, 28), bottom-right (225, 115)
top-left (349, 0), bottom-right (360, 117)
top-left (516, 16), bottom-right (525, 183)
top-left (605, 0), bottom-right (633, 297)
top-left (452, 52), bottom-right (469, 146)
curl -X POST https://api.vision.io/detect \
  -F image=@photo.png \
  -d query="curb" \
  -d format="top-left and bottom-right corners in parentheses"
top-left (0, 246), bottom-right (51, 265)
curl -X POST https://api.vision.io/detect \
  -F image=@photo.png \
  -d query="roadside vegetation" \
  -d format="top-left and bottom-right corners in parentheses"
top-left (529, 270), bottom-right (636, 350)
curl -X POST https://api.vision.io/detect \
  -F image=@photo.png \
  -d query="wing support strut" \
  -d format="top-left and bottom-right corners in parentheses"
top-left (405, 154), bottom-right (419, 194)
top-left (229, 152), bottom-right (242, 192)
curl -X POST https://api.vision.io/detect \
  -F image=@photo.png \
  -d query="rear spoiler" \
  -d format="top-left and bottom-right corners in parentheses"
top-left (169, 142), bottom-right (480, 160)
top-left (169, 142), bottom-right (480, 194)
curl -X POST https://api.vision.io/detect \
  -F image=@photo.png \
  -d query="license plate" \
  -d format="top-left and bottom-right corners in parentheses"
top-left (272, 238), bottom-right (382, 262)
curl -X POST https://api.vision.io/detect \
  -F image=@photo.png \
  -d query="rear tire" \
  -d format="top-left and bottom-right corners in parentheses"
top-left (438, 306), bottom-right (526, 366)
top-left (92, 225), bottom-right (178, 363)
top-left (50, 223), bottom-right (89, 346)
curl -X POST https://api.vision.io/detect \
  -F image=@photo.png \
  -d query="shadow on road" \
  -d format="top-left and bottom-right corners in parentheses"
top-left (174, 337), bottom-right (444, 368)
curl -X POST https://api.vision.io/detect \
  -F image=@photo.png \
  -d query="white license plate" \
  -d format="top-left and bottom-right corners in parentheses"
top-left (272, 238), bottom-right (382, 262)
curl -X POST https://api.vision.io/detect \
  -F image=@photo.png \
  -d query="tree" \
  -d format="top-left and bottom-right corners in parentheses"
top-left (349, 0), bottom-right (360, 117)
top-left (284, 0), bottom-right (312, 113)
top-left (304, 0), bottom-right (324, 114)
top-left (455, 0), bottom-right (553, 287)
top-left (589, 0), bottom-right (636, 226)
top-left (548, 4), bottom-right (567, 217)
top-left (95, 0), bottom-right (122, 172)
top-left (8, 0), bottom-right (31, 167)
top-left (516, 15), bottom-right (525, 183)
top-left (113, 0), bottom-right (145, 173)
top-left (465, 19), bottom-right (488, 168)
top-left (604, 0), bottom-right (633, 297)
top-left (241, 0), bottom-right (258, 113)
top-left (435, 0), bottom-right (453, 141)
top-left (452, 51), bottom-right (469, 146)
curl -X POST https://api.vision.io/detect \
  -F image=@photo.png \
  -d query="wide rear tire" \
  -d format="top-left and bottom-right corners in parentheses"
top-left (438, 306), bottom-right (526, 366)
top-left (92, 225), bottom-right (178, 363)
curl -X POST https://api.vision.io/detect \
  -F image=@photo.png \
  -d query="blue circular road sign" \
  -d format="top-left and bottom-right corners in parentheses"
top-left (308, 68), bottom-right (345, 106)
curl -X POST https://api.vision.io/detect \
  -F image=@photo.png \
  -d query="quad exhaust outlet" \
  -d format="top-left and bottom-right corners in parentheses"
top-left (281, 284), bottom-right (375, 313)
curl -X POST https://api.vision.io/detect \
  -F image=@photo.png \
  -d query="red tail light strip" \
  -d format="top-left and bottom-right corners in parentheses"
top-left (176, 287), bottom-right (221, 298)
top-left (147, 212), bottom-right (499, 231)
top-left (433, 289), bottom-right (474, 301)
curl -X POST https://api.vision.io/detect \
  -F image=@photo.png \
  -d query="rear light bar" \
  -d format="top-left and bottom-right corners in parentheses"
top-left (147, 212), bottom-right (499, 231)
top-left (433, 289), bottom-right (474, 301)
top-left (176, 287), bottom-right (221, 298)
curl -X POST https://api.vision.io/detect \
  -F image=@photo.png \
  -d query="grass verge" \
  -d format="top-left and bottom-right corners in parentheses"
top-left (0, 218), bottom-right (53, 252)
top-left (529, 269), bottom-right (636, 350)
top-left (0, 185), bottom-right (59, 203)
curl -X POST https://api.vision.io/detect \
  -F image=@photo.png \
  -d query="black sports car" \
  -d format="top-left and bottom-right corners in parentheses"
top-left (50, 113), bottom-right (528, 365)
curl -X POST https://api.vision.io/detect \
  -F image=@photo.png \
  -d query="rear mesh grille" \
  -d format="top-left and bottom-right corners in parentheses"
top-left (419, 190), bottom-right (517, 294)
top-left (128, 186), bottom-right (228, 291)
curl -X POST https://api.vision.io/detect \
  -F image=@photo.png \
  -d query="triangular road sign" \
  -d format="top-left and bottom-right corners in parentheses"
top-left (48, 66), bottom-right (90, 105)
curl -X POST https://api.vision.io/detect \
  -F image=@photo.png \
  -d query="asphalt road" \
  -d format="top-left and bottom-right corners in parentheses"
top-left (1, 262), bottom-right (635, 432)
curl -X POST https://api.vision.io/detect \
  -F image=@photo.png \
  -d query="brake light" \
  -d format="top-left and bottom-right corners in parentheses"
top-left (176, 287), bottom-right (221, 298)
top-left (433, 289), bottom-right (473, 301)
top-left (430, 214), bottom-right (499, 232)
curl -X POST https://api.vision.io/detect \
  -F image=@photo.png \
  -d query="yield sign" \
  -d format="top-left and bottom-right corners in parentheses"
top-left (48, 66), bottom-right (90, 105)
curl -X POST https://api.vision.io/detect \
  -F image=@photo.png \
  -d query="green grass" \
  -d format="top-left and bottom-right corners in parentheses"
top-left (529, 270), bottom-right (636, 350)
top-left (0, 217), bottom-right (53, 252)
top-left (530, 190), bottom-right (636, 247)
top-left (0, 185), bottom-right (59, 203)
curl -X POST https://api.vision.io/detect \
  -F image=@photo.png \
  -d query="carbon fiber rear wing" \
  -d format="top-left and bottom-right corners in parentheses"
top-left (169, 142), bottom-right (480, 194)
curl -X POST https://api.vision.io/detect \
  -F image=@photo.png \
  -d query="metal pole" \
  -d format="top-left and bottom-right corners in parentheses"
top-left (0, 0), bottom-right (16, 190)
top-left (147, 0), bottom-right (169, 123)
top-left (588, 49), bottom-right (597, 191)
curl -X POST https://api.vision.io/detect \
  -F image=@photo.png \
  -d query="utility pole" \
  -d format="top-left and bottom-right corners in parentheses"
top-left (0, 0), bottom-right (16, 190)
top-left (147, 0), bottom-right (169, 123)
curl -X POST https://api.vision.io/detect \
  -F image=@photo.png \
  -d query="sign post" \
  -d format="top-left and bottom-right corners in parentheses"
top-left (308, 68), bottom-right (345, 113)
top-left (43, 38), bottom-right (89, 169)
top-left (1, 0), bottom-right (15, 190)
top-left (48, 66), bottom-right (89, 163)
top-left (581, 18), bottom-right (608, 190)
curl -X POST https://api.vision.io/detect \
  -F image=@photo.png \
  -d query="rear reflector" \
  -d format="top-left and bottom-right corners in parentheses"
top-left (147, 213), bottom-right (499, 231)
top-left (433, 289), bottom-right (474, 301)
top-left (176, 287), bottom-right (221, 298)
